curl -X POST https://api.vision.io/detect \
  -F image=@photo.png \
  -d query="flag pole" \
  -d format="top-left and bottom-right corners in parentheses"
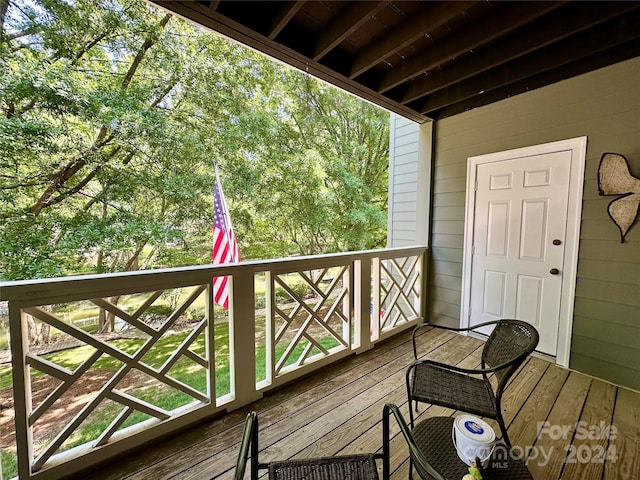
top-left (211, 161), bottom-right (240, 309)
top-left (214, 164), bottom-right (238, 263)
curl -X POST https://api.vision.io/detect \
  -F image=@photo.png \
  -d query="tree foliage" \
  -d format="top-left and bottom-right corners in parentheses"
top-left (0, 0), bottom-right (389, 281)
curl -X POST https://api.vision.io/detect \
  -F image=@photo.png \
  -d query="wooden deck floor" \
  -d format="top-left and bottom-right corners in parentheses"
top-left (80, 327), bottom-right (640, 480)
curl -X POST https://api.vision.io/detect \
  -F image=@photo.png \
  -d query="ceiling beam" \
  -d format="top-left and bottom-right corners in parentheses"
top-left (377, 1), bottom-right (565, 94)
top-left (348, 1), bottom-right (473, 79)
top-left (313, 1), bottom-right (388, 61)
top-left (150, 1), bottom-right (638, 125)
top-left (420, 11), bottom-right (640, 116)
top-left (149, 1), bottom-right (430, 123)
top-left (268, 1), bottom-right (304, 40)
top-left (434, 40), bottom-right (640, 120)
top-left (401, 2), bottom-right (639, 104)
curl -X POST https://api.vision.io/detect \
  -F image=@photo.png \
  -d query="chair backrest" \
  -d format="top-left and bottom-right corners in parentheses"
top-left (481, 319), bottom-right (539, 391)
top-left (383, 404), bottom-right (446, 480)
top-left (234, 411), bottom-right (259, 480)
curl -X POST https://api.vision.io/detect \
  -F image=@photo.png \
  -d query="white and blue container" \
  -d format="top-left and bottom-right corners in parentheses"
top-left (452, 415), bottom-right (496, 467)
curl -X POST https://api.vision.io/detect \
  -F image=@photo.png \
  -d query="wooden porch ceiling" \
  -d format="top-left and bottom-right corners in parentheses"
top-left (150, 1), bottom-right (640, 123)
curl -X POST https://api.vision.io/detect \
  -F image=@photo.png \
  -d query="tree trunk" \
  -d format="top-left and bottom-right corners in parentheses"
top-left (0, 0), bottom-right (9, 37)
top-left (27, 12), bottom-right (172, 218)
top-left (26, 305), bottom-right (52, 345)
top-left (99, 296), bottom-right (120, 333)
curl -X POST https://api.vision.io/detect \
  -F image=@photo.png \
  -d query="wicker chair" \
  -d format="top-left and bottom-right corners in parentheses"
top-left (234, 411), bottom-right (387, 480)
top-left (406, 319), bottom-right (539, 447)
top-left (384, 403), bottom-right (532, 480)
top-left (383, 404), bottom-right (445, 480)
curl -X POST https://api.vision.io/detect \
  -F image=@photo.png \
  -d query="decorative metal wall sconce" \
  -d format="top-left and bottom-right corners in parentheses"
top-left (598, 153), bottom-right (640, 243)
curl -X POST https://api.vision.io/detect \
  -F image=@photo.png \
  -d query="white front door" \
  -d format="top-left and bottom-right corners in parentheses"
top-left (461, 138), bottom-right (586, 363)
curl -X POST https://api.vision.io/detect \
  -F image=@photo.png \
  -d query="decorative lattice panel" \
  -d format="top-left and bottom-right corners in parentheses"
top-left (270, 266), bottom-right (351, 376)
top-left (20, 284), bottom-right (211, 470)
top-left (375, 254), bottom-right (421, 334)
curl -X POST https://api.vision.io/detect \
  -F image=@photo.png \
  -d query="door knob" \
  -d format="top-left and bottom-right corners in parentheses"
top-left (553, 239), bottom-right (562, 246)
top-left (550, 268), bottom-right (560, 275)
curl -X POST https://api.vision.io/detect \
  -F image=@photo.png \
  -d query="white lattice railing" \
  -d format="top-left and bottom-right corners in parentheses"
top-left (0, 246), bottom-right (427, 480)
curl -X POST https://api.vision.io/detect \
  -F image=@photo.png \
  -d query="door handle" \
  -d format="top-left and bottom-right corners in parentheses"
top-left (550, 268), bottom-right (560, 275)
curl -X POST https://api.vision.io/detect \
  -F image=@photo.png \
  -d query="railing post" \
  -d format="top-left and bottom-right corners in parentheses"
top-left (420, 249), bottom-right (429, 322)
top-left (206, 283), bottom-right (216, 403)
top-left (371, 256), bottom-right (381, 339)
top-left (10, 304), bottom-right (33, 480)
top-left (342, 267), bottom-right (351, 346)
top-left (354, 258), bottom-right (373, 353)
top-left (228, 269), bottom-right (261, 407)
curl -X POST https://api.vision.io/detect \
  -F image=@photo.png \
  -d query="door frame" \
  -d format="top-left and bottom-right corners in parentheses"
top-left (460, 136), bottom-right (587, 367)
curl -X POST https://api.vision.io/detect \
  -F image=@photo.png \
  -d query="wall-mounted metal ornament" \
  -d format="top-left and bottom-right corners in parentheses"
top-left (598, 153), bottom-right (640, 243)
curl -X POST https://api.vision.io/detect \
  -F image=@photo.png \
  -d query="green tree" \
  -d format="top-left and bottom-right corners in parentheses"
top-left (218, 69), bottom-right (389, 257)
top-left (1, 0), bottom-right (389, 289)
top-left (293, 75), bottom-right (389, 252)
top-left (1, 0), bottom-right (237, 281)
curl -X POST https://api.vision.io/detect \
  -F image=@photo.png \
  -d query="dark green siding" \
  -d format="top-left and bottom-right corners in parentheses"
top-left (429, 57), bottom-right (640, 390)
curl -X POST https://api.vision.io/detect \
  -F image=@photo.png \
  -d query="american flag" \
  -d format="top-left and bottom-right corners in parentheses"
top-left (212, 169), bottom-right (240, 309)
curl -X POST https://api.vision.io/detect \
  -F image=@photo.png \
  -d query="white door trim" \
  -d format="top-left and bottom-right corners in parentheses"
top-left (460, 136), bottom-right (587, 368)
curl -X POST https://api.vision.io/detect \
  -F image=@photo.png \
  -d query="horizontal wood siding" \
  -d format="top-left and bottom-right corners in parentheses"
top-left (429, 57), bottom-right (640, 389)
top-left (388, 115), bottom-right (432, 247)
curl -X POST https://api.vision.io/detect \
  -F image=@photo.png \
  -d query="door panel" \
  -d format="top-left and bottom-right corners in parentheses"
top-left (469, 151), bottom-right (571, 355)
top-left (483, 270), bottom-right (506, 317)
top-left (487, 202), bottom-right (509, 256)
top-left (515, 275), bottom-right (542, 324)
top-left (520, 199), bottom-right (547, 260)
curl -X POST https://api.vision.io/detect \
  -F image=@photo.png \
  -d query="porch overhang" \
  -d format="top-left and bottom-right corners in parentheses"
top-left (150, 1), bottom-right (640, 123)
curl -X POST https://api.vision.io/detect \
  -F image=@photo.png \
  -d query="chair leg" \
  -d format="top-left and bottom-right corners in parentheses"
top-left (382, 405), bottom-right (391, 480)
top-left (251, 414), bottom-right (259, 480)
top-left (496, 413), bottom-right (511, 448)
top-left (408, 400), bottom-right (415, 429)
top-left (406, 367), bottom-right (418, 429)
top-left (406, 377), bottom-right (416, 429)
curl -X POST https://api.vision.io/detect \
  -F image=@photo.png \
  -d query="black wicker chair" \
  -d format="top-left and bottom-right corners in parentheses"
top-left (406, 319), bottom-right (539, 447)
top-left (383, 404), bottom-right (445, 480)
top-left (383, 403), bottom-right (532, 480)
top-left (234, 411), bottom-right (387, 480)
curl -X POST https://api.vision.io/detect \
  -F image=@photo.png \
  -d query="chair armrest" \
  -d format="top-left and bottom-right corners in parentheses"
top-left (412, 322), bottom-right (457, 357)
top-left (412, 320), bottom-right (504, 359)
top-left (408, 355), bottom-right (524, 376)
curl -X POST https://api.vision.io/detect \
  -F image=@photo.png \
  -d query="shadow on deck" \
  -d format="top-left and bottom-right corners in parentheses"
top-left (80, 327), bottom-right (640, 480)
